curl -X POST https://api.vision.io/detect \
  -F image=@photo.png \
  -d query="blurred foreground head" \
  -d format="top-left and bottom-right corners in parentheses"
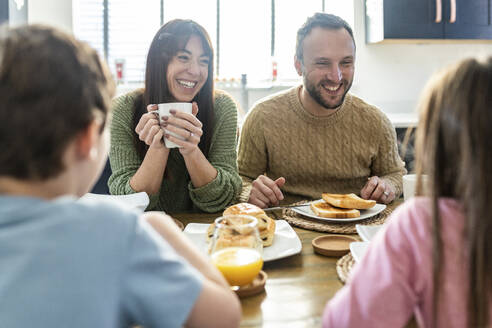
top-left (0, 25), bottom-right (115, 180)
top-left (416, 56), bottom-right (492, 327)
top-left (416, 56), bottom-right (492, 200)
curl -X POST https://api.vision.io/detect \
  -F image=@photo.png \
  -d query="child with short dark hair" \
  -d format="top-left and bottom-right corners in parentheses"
top-left (0, 25), bottom-right (240, 328)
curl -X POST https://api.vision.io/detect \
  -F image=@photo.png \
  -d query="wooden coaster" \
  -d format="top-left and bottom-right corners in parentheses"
top-left (336, 253), bottom-right (355, 284)
top-left (173, 218), bottom-right (184, 231)
top-left (235, 270), bottom-right (267, 298)
top-left (282, 201), bottom-right (398, 234)
top-left (312, 235), bottom-right (359, 257)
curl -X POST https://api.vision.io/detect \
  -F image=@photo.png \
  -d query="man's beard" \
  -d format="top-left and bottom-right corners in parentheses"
top-left (303, 76), bottom-right (352, 110)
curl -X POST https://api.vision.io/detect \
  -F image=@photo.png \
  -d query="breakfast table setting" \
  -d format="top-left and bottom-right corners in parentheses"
top-left (81, 192), bottom-right (417, 327)
top-left (174, 196), bottom-right (419, 328)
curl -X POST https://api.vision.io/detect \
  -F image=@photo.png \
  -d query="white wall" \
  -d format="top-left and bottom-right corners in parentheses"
top-left (28, 0), bottom-right (72, 33)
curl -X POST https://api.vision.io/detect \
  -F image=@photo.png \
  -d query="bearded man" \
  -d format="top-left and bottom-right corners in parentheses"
top-left (237, 13), bottom-right (405, 208)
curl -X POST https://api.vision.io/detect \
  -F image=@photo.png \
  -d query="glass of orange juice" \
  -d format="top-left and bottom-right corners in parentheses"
top-left (209, 215), bottom-right (263, 287)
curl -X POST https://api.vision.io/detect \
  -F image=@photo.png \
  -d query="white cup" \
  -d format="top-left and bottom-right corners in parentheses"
top-left (403, 174), bottom-right (428, 201)
top-left (157, 102), bottom-right (192, 148)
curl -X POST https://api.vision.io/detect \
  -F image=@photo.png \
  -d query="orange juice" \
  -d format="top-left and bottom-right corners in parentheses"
top-left (211, 247), bottom-right (263, 286)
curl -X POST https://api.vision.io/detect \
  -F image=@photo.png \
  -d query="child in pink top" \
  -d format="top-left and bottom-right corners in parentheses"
top-left (323, 56), bottom-right (492, 327)
top-left (324, 197), bottom-right (469, 327)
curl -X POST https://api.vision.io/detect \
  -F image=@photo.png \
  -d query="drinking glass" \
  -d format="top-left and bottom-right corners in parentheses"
top-left (209, 215), bottom-right (263, 287)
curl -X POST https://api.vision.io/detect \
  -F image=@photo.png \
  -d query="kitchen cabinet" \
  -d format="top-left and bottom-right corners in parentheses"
top-left (366, 0), bottom-right (492, 42)
top-left (445, 0), bottom-right (492, 38)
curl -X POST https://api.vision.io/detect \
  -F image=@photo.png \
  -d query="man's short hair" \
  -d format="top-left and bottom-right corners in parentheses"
top-left (295, 13), bottom-right (355, 62)
top-left (0, 25), bottom-right (115, 180)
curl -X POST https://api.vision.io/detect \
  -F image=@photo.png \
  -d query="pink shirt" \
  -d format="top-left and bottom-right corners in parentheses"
top-left (323, 197), bottom-right (489, 327)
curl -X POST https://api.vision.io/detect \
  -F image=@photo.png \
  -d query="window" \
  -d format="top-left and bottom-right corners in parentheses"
top-left (163, 0), bottom-right (217, 51)
top-left (73, 0), bottom-right (353, 85)
top-left (108, 0), bottom-right (160, 83)
top-left (72, 0), bottom-right (104, 57)
top-left (220, 0), bottom-right (271, 82)
top-left (275, 0), bottom-right (322, 82)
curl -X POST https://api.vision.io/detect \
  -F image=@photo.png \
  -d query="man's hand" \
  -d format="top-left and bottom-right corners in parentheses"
top-left (360, 176), bottom-right (395, 204)
top-left (248, 175), bottom-right (286, 208)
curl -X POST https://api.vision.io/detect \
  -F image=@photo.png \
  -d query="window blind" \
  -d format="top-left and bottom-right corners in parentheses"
top-left (107, 0), bottom-right (160, 83)
top-left (73, 0), bottom-right (354, 84)
top-left (72, 0), bottom-right (104, 58)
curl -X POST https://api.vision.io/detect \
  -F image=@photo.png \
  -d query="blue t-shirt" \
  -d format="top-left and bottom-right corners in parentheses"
top-left (0, 195), bottom-right (202, 327)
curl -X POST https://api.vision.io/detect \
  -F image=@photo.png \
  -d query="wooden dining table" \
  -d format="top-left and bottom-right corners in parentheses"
top-left (173, 201), bottom-right (413, 328)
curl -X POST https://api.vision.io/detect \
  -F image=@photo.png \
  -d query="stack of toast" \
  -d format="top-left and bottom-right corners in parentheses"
top-left (310, 193), bottom-right (376, 218)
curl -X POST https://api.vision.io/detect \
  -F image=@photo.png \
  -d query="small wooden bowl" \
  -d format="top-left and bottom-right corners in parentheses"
top-left (312, 235), bottom-right (359, 257)
top-left (235, 270), bottom-right (267, 298)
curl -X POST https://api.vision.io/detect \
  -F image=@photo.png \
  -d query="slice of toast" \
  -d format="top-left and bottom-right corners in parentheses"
top-left (310, 202), bottom-right (360, 218)
top-left (322, 193), bottom-right (376, 210)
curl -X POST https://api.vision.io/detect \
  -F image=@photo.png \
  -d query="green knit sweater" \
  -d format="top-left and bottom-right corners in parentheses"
top-left (238, 86), bottom-right (406, 204)
top-left (108, 90), bottom-right (242, 213)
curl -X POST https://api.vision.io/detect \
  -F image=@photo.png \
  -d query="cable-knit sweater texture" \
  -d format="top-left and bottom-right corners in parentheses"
top-left (108, 89), bottom-right (242, 213)
top-left (238, 86), bottom-right (406, 204)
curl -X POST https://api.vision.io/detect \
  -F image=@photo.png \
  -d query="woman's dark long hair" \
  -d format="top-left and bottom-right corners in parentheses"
top-left (415, 56), bottom-right (492, 327)
top-left (132, 19), bottom-right (215, 160)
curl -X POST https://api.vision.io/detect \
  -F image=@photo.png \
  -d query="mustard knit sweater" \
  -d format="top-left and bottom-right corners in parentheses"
top-left (238, 86), bottom-right (406, 204)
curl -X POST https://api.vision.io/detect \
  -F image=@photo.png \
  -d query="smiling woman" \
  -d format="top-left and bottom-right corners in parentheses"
top-left (108, 19), bottom-right (242, 214)
top-left (166, 35), bottom-right (210, 102)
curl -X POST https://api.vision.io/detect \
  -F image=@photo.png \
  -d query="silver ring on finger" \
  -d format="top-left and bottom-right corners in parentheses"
top-left (189, 131), bottom-right (194, 140)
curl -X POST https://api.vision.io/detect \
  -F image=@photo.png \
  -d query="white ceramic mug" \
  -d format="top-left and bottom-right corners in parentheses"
top-left (157, 102), bottom-right (192, 148)
top-left (403, 174), bottom-right (428, 201)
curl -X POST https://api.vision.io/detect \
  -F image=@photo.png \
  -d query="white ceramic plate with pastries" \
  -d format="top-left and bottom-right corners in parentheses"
top-left (183, 203), bottom-right (302, 262)
top-left (291, 193), bottom-right (386, 223)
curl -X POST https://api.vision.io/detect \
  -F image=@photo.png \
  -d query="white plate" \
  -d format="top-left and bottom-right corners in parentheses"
top-left (355, 224), bottom-right (384, 242)
top-left (183, 220), bottom-right (302, 262)
top-left (350, 241), bottom-right (370, 263)
top-left (79, 192), bottom-right (149, 211)
top-left (291, 200), bottom-right (386, 223)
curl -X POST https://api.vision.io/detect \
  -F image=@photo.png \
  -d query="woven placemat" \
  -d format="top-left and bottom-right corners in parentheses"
top-left (282, 201), bottom-right (399, 234)
top-left (336, 252), bottom-right (355, 284)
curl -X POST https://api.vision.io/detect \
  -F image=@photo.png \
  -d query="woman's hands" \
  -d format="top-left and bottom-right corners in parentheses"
top-left (161, 102), bottom-right (203, 156)
top-left (134, 102), bottom-right (215, 189)
top-left (135, 102), bottom-right (203, 156)
top-left (135, 104), bottom-right (166, 150)
top-left (131, 103), bottom-right (209, 193)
